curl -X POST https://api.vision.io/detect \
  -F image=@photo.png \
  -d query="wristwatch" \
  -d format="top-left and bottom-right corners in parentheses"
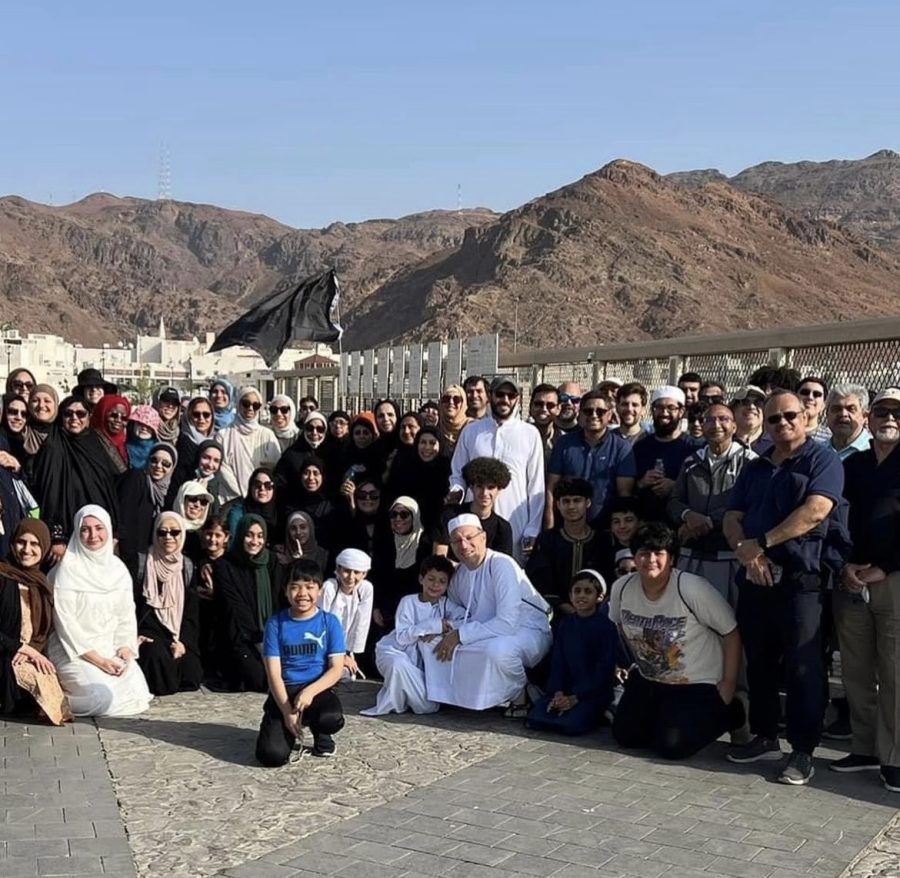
top-left (757, 532), bottom-right (769, 551)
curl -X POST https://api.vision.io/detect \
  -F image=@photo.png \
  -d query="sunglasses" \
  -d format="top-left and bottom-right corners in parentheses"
top-left (241, 400), bottom-right (262, 411)
top-left (192, 410), bottom-right (213, 419)
top-left (6, 408), bottom-right (27, 418)
top-left (269, 405), bottom-right (291, 415)
top-left (493, 390), bottom-right (518, 400)
top-left (186, 497), bottom-right (211, 506)
top-left (156, 528), bottom-right (182, 537)
top-left (581, 406), bottom-right (610, 417)
top-left (107, 412), bottom-right (128, 421)
top-left (559, 393), bottom-right (582, 404)
top-left (871, 406), bottom-right (900, 419)
top-left (441, 395), bottom-right (464, 405)
top-left (356, 490), bottom-right (380, 500)
top-left (306, 424), bottom-right (326, 433)
top-left (12, 381), bottom-right (34, 391)
top-left (390, 509), bottom-right (412, 520)
top-left (739, 397), bottom-right (765, 407)
top-left (799, 388), bottom-right (824, 399)
top-left (766, 410), bottom-right (804, 425)
top-left (63, 409), bottom-right (89, 419)
top-left (531, 400), bottom-right (557, 409)
top-left (149, 457), bottom-right (173, 468)
top-left (687, 414), bottom-right (706, 424)
top-left (252, 481), bottom-right (275, 490)
top-left (700, 395), bottom-right (725, 405)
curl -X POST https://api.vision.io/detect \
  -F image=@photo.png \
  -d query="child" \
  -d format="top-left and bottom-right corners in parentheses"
top-left (255, 559), bottom-right (346, 766)
top-left (361, 555), bottom-right (459, 717)
top-left (525, 569), bottom-right (620, 736)
top-left (615, 548), bottom-right (637, 578)
top-left (318, 548), bottom-right (374, 679)
top-left (599, 498), bottom-right (642, 584)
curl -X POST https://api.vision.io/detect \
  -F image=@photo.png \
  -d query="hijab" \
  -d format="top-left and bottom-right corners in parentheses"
top-left (230, 513), bottom-right (273, 630)
top-left (153, 388), bottom-right (181, 445)
top-left (181, 396), bottom-right (216, 445)
top-left (147, 442), bottom-right (178, 511)
top-left (390, 495), bottom-right (423, 570)
top-left (50, 505), bottom-right (131, 596)
top-left (90, 394), bottom-right (132, 465)
top-left (209, 378), bottom-right (236, 431)
top-left (143, 511), bottom-right (186, 638)
top-left (174, 480), bottom-right (213, 532)
top-left (284, 510), bottom-right (320, 558)
top-left (302, 410), bottom-right (329, 450)
top-left (439, 383), bottom-right (471, 449)
top-left (192, 439), bottom-right (241, 505)
top-left (243, 465), bottom-right (279, 533)
top-left (0, 392), bottom-right (28, 460)
top-left (0, 519), bottom-right (53, 648)
top-left (268, 394), bottom-right (299, 445)
top-left (23, 384), bottom-right (58, 456)
top-left (231, 386), bottom-right (264, 436)
top-left (373, 399), bottom-right (402, 458)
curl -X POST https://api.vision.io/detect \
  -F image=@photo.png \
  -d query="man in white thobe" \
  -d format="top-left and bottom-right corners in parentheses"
top-left (423, 515), bottom-right (552, 710)
top-left (448, 376), bottom-right (545, 563)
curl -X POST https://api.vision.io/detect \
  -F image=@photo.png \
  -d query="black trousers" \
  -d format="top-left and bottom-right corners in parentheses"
top-left (138, 641), bottom-right (203, 696)
top-left (255, 687), bottom-right (344, 767)
top-left (221, 647), bottom-right (268, 693)
top-left (613, 672), bottom-right (742, 760)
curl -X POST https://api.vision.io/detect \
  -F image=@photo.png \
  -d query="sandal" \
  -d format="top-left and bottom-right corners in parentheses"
top-left (503, 702), bottom-right (530, 719)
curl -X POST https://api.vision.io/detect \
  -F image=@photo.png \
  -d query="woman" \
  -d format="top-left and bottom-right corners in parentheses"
top-left (174, 396), bottom-right (217, 484)
top-left (608, 522), bottom-right (744, 760)
top-left (267, 394), bottom-right (299, 452)
top-left (173, 480), bottom-right (214, 559)
top-left (226, 466), bottom-right (280, 542)
top-left (23, 384), bottom-right (58, 461)
top-left (209, 377), bottom-right (237, 431)
top-left (372, 399), bottom-right (401, 464)
top-left (276, 510), bottom-right (329, 573)
top-left (0, 520), bottom-right (72, 724)
top-left (125, 405), bottom-right (161, 471)
top-left (275, 411), bottom-right (336, 507)
top-left (90, 394), bottom-right (132, 474)
top-left (386, 426), bottom-right (451, 533)
top-left (335, 412), bottom-right (381, 485)
top-left (437, 384), bottom-right (471, 458)
top-left (135, 511), bottom-right (202, 695)
top-left (1, 392), bottom-right (28, 463)
top-left (216, 386), bottom-right (281, 495)
top-left (153, 386), bottom-right (182, 446)
top-left (193, 514), bottom-right (230, 676)
top-left (328, 409), bottom-right (351, 443)
top-left (117, 442), bottom-right (178, 581)
top-left (338, 475), bottom-right (389, 559)
top-left (212, 514), bottom-right (277, 692)
top-left (47, 506), bottom-right (152, 717)
top-left (6, 368), bottom-right (37, 401)
top-left (32, 396), bottom-right (121, 552)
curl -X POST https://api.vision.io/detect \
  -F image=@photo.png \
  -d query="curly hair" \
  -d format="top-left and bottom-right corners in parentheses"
top-left (461, 456), bottom-right (512, 489)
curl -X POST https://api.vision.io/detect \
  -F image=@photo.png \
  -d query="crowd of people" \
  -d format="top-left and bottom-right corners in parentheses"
top-left (1, 362), bottom-right (898, 790)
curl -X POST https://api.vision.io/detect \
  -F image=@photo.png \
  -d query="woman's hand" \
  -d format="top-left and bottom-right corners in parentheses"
top-left (137, 635), bottom-right (154, 647)
top-left (116, 646), bottom-right (135, 663)
top-left (170, 640), bottom-right (186, 660)
top-left (0, 450), bottom-right (21, 472)
top-left (340, 479), bottom-right (356, 510)
top-left (49, 544), bottom-right (66, 566)
top-left (13, 644), bottom-right (56, 675)
top-left (197, 564), bottom-right (214, 599)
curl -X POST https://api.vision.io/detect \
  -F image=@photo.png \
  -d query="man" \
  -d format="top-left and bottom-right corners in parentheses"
top-left (723, 390), bottom-right (844, 785)
top-left (73, 367), bottom-right (117, 410)
top-left (699, 382), bottom-right (727, 406)
top-left (825, 384), bottom-right (871, 461)
top-left (614, 382), bottom-right (649, 444)
top-left (595, 380), bottom-right (622, 421)
top-left (732, 384), bottom-right (771, 454)
top-left (546, 389), bottom-right (635, 530)
top-left (528, 383), bottom-right (561, 467)
top-left (798, 376), bottom-right (832, 444)
top-left (632, 386), bottom-right (693, 523)
top-left (423, 514), bottom-right (551, 711)
top-left (832, 388), bottom-right (900, 791)
top-left (556, 381), bottom-right (583, 433)
top-left (448, 377), bottom-right (544, 562)
top-left (463, 375), bottom-right (489, 420)
top-left (678, 372), bottom-right (703, 406)
top-left (668, 403), bottom-right (757, 605)
top-left (298, 396), bottom-right (318, 416)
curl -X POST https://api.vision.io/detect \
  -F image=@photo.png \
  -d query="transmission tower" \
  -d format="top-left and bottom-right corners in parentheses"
top-left (158, 143), bottom-right (172, 201)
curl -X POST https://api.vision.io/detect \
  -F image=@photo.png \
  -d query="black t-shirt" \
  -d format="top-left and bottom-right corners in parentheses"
top-left (435, 504), bottom-right (514, 561)
top-left (633, 434), bottom-right (694, 523)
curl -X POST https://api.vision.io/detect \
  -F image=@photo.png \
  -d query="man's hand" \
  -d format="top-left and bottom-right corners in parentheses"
top-left (682, 511), bottom-right (713, 539)
top-left (372, 608), bottom-right (386, 628)
top-left (841, 563), bottom-right (869, 593)
top-left (444, 488), bottom-right (464, 506)
top-left (745, 556), bottom-right (774, 587)
top-left (344, 653), bottom-right (359, 676)
top-left (294, 687), bottom-right (315, 714)
top-left (282, 705), bottom-right (302, 737)
top-left (650, 477), bottom-right (675, 498)
top-left (735, 538), bottom-right (763, 566)
top-left (434, 629), bottom-right (461, 662)
top-left (860, 565), bottom-right (887, 585)
top-left (137, 635), bottom-right (154, 647)
top-left (637, 470), bottom-right (663, 490)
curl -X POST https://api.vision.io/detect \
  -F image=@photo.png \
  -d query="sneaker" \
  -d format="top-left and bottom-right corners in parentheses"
top-left (726, 736), bottom-right (783, 764)
top-left (829, 754), bottom-right (880, 773)
top-left (881, 765), bottom-right (900, 792)
top-left (822, 716), bottom-right (852, 741)
top-left (312, 733), bottom-right (336, 758)
top-left (778, 751), bottom-right (815, 786)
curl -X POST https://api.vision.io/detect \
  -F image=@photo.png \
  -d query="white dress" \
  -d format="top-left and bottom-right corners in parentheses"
top-left (361, 594), bottom-right (463, 716)
top-left (216, 423), bottom-right (281, 494)
top-left (422, 550), bottom-right (552, 710)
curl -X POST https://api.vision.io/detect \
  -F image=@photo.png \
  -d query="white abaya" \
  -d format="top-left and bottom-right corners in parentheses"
top-left (422, 550), bottom-right (551, 710)
top-left (318, 578), bottom-right (374, 655)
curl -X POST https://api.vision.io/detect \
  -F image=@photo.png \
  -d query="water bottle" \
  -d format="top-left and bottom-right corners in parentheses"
top-left (654, 458), bottom-right (666, 475)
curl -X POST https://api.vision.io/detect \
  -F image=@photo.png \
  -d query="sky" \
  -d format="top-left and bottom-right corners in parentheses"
top-left (2, 1), bottom-right (899, 228)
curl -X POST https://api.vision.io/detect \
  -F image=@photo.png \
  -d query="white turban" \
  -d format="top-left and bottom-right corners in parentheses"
top-left (335, 548), bottom-right (371, 572)
top-left (650, 385), bottom-right (686, 406)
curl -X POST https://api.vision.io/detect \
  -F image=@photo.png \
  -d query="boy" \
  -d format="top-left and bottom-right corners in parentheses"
top-left (599, 497), bottom-right (642, 584)
top-left (361, 555), bottom-right (460, 716)
top-left (525, 569), bottom-right (620, 735)
top-left (526, 477), bottom-right (606, 613)
top-left (256, 559), bottom-right (346, 766)
top-left (318, 548), bottom-right (374, 679)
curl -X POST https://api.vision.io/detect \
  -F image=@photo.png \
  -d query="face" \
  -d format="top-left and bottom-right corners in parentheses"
top-left (156, 519), bottom-right (182, 553)
top-left (288, 517), bottom-right (310, 545)
top-left (239, 393), bottom-right (262, 421)
top-left (62, 403), bottom-right (90, 435)
top-left (827, 395), bottom-right (866, 441)
top-left (399, 416), bottom-right (420, 446)
top-left (286, 579), bottom-right (321, 615)
top-left (301, 465), bottom-right (323, 492)
top-left (134, 424), bottom-right (154, 440)
top-left (305, 419), bottom-right (327, 446)
top-left (557, 383), bottom-right (582, 420)
top-left (355, 482), bottom-right (380, 515)
top-left (158, 401), bottom-right (180, 421)
top-left (616, 393), bottom-right (644, 428)
top-left (490, 386), bottom-right (518, 420)
top-left (269, 402), bottom-right (291, 429)
top-left (337, 565), bottom-right (366, 592)
top-left (869, 401), bottom-right (900, 445)
top-left (79, 515), bottom-right (108, 550)
top-left (210, 385), bottom-right (229, 411)
top-left (84, 385), bottom-right (104, 405)
top-left (329, 416), bottom-right (349, 439)
top-left (9, 372), bottom-right (34, 400)
top-left (198, 447), bottom-right (222, 475)
top-left (352, 424), bottom-right (374, 448)
top-left (702, 404), bottom-right (736, 445)
top-left (735, 395), bottom-right (764, 433)
top-left (699, 385), bottom-right (726, 406)
top-left (687, 410), bottom-right (705, 438)
top-left (421, 406), bottom-right (440, 427)
top-left (441, 391), bottom-right (465, 419)
top-left (529, 391), bottom-right (559, 426)
top-left (250, 473), bottom-right (275, 503)
top-left (105, 404), bottom-right (128, 435)
top-left (679, 381), bottom-right (701, 405)
top-left (390, 504), bottom-right (414, 535)
top-left (417, 433), bottom-right (440, 462)
top-left (184, 495), bottom-right (210, 521)
top-left (798, 381), bottom-right (826, 417)
top-left (4, 399), bottom-right (27, 432)
top-left (450, 525), bottom-right (487, 567)
top-left (635, 546), bottom-right (672, 581)
top-left (190, 402), bottom-right (214, 435)
top-left (472, 483), bottom-right (500, 511)
top-left (375, 403), bottom-right (397, 434)
top-left (616, 558), bottom-right (638, 576)
top-left (148, 451), bottom-right (174, 482)
top-left (579, 398), bottom-right (612, 433)
top-left (30, 391), bottom-right (57, 424)
top-left (651, 397), bottom-right (683, 436)
top-left (420, 570), bottom-right (449, 602)
top-left (13, 531), bottom-right (43, 569)
top-left (465, 380), bottom-right (488, 414)
top-left (570, 579), bottom-right (602, 615)
top-left (557, 494), bottom-right (591, 522)
top-left (202, 524), bottom-right (228, 558)
top-left (764, 393), bottom-right (807, 444)
top-left (243, 523), bottom-right (265, 556)
top-left (611, 511), bottom-right (639, 544)
top-left (298, 400), bottom-right (318, 417)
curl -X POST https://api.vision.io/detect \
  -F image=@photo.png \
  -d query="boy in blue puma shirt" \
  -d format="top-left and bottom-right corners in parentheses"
top-left (256, 559), bottom-right (347, 766)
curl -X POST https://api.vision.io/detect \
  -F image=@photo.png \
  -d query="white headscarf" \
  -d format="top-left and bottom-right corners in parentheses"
top-left (391, 495), bottom-right (423, 570)
top-left (50, 505), bottom-right (132, 596)
top-left (174, 480), bottom-right (213, 531)
top-left (234, 387), bottom-right (262, 435)
top-left (143, 511), bottom-right (186, 639)
top-left (268, 394), bottom-right (300, 442)
top-left (303, 410), bottom-right (328, 448)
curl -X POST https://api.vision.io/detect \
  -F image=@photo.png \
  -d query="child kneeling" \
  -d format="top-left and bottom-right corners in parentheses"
top-left (256, 559), bottom-right (346, 766)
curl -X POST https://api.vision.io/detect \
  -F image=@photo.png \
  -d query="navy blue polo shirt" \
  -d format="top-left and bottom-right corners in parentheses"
top-left (727, 439), bottom-right (844, 574)
top-left (549, 428), bottom-right (636, 522)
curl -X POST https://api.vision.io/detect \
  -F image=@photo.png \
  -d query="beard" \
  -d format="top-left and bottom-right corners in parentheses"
top-left (653, 418), bottom-right (680, 438)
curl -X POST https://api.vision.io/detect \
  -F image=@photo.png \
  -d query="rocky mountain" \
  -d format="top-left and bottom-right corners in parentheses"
top-left (667, 149), bottom-right (900, 247)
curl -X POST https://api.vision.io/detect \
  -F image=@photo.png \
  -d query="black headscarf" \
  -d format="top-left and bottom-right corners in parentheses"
top-left (0, 392), bottom-right (28, 462)
top-left (243, 465), bottom-right (280, 533)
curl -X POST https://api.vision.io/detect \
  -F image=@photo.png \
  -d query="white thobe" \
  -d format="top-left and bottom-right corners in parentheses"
top-left (318, 578), bottom-right (374, 655)
top-left (215, 425), bottom-right (281, 494)
top-left (449, 416), bottom-right (545, 562)
top-left (422, 551), bottom-right (552, 710)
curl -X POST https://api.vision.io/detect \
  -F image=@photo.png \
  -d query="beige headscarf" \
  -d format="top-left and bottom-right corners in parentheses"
top-left (438, 384), bottom-right (471, 451)
top-left (142, 511), bottom-right (186, 639)
top-left (391, 496), bottom-right (424, 570)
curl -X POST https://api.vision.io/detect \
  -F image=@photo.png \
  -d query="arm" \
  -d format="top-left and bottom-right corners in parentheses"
top-left (347, 582), bottom-right (374, 654)
top-left (724, 509), bottom-right (772, 586)
top-left (393, 598), bottom-right (443, 647)
top-left (456, 560), bottom-right (523, 644)
top-left (718, 628), bottom-right (742, 704)
top-left (263, 655), bottom-right (301, 736)
top-left (667, 459), bottom-right (691, 524)
top-left (544, 472), bottom-right (560, 531)
top-left (616, 476), bottom-right (634, 498)
top-left (447, 429), bottom-right (469, 498)
top-left (296, 654), bottom-right (344, 709)
top-left (762, 495), bottom-right (835, 548)
top-left (523, 433), bottom-right (546, 540)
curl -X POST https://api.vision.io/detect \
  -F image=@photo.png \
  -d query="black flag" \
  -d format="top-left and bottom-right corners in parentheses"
top-left (208, 269), bottom-right (342, 367)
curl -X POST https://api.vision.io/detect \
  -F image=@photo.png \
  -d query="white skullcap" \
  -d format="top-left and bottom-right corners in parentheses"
top-left (447, 513), bottom-right (483, 534)
top-left (573, 568), bottom-right (608, 599)
top-left (650, 385), bottom-right (686, 406)
top-left (614, 548), bottom-right (634, 563)
top-left (335, 548), bottom-right (371, 572)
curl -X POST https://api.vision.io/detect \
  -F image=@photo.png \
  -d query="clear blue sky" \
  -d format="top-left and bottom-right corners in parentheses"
top-left (2, 1), bottom-right (898, 228)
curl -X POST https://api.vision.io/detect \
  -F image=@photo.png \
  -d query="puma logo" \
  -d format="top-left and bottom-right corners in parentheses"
top-left (303, 630), bottom-right (326, 649)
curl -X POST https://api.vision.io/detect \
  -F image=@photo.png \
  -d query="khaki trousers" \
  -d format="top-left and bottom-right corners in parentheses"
top-left (833, 571), bottom-right (900, 767)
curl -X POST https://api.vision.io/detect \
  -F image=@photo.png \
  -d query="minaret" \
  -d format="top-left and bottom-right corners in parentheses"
top-left (159, 316), bottom-right (166, 340)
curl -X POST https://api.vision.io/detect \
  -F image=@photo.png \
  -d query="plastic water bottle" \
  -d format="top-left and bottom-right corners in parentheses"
top-left (654, 458), bottom-right (666, 475)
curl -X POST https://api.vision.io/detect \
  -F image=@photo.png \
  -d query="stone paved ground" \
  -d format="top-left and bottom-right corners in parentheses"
top-left (4, 682), bottom-right (900, 878)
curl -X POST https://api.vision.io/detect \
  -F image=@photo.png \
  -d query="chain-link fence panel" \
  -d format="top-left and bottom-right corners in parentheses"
top-left (788, 340), bottom-right (900, 392)
top-left (683, 351), bottom-right (770, 396)
top-left (599, 358), bottom-right (671, 390)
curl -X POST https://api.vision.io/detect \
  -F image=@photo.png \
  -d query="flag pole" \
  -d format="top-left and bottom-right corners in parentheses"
top-left (334, 273), bottom-right (346, 412)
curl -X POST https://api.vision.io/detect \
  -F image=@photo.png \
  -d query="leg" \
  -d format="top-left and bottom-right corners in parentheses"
top-left (872, 572), bottom-right (900, 767)
top-left (177, 651), bottom-right (204, 692)
top-left (737, 582), bottom-right (783, 740)
top-left (655, 684), bottom-right (738, 760)
top-left (612, 673), bottom-right (657, 749)
top-left (138, 639), bottom-right (179, 697)
top-left (255, 691), bottom-right (298, 767)
top-left (229, 648), bottom-right (267, 693)
top-left (302, 689), bottom-right (345, 737)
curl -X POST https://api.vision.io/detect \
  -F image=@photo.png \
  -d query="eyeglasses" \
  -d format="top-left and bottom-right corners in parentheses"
top-left (107, 412), bottom-right (128, 421)
top-left (871, 406), bottom-right (900, 420)
top-left (149, 457), bottom-right (173, 468)
top-left (493, 390), bottom-right (518, 400)
top-left (306, 424), bottom-right (326, 433)
top-left (389, 509), bottom-right (412, 520)
top-left (241, 400), bottom-right (262, 411)
top-left (252, 481), bottom-right (275, 490)
top-left (156, 528), bottom-right (182, 537)
top-left (441, 395), bottom-right (464, 405)
top-left (191, 410), bottom-right (213, 419)
top-left (186, 497), bottom-right (211, 506)
top-left (766, 410), bottom-right (804, 425)
top-left (799, 388), bottom-right (824, 399)
top-left (559, 394), bottom-right (581, 404)
top-left (12, 381), bottom-right (34, 391)
top-left (356, 490), bottom-right (380, 500)
top-left (703, 415), bottom-right (734, 425)
top-left (269, 405), bottom-right (291, 415)
top-left (652, 405), bottom-right (682, 415)
top-left (63, 409), bottom-right (89, 419)
top-left (531, 400), bottom-right (557, 410)
top-left (581, 406), bottom-right (610, 417)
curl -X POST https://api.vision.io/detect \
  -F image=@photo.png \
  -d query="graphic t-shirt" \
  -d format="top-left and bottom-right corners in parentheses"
top-left (608, 570), bottom-right (736, 685)
top-left (263, 608), bottom-right (346, 687)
